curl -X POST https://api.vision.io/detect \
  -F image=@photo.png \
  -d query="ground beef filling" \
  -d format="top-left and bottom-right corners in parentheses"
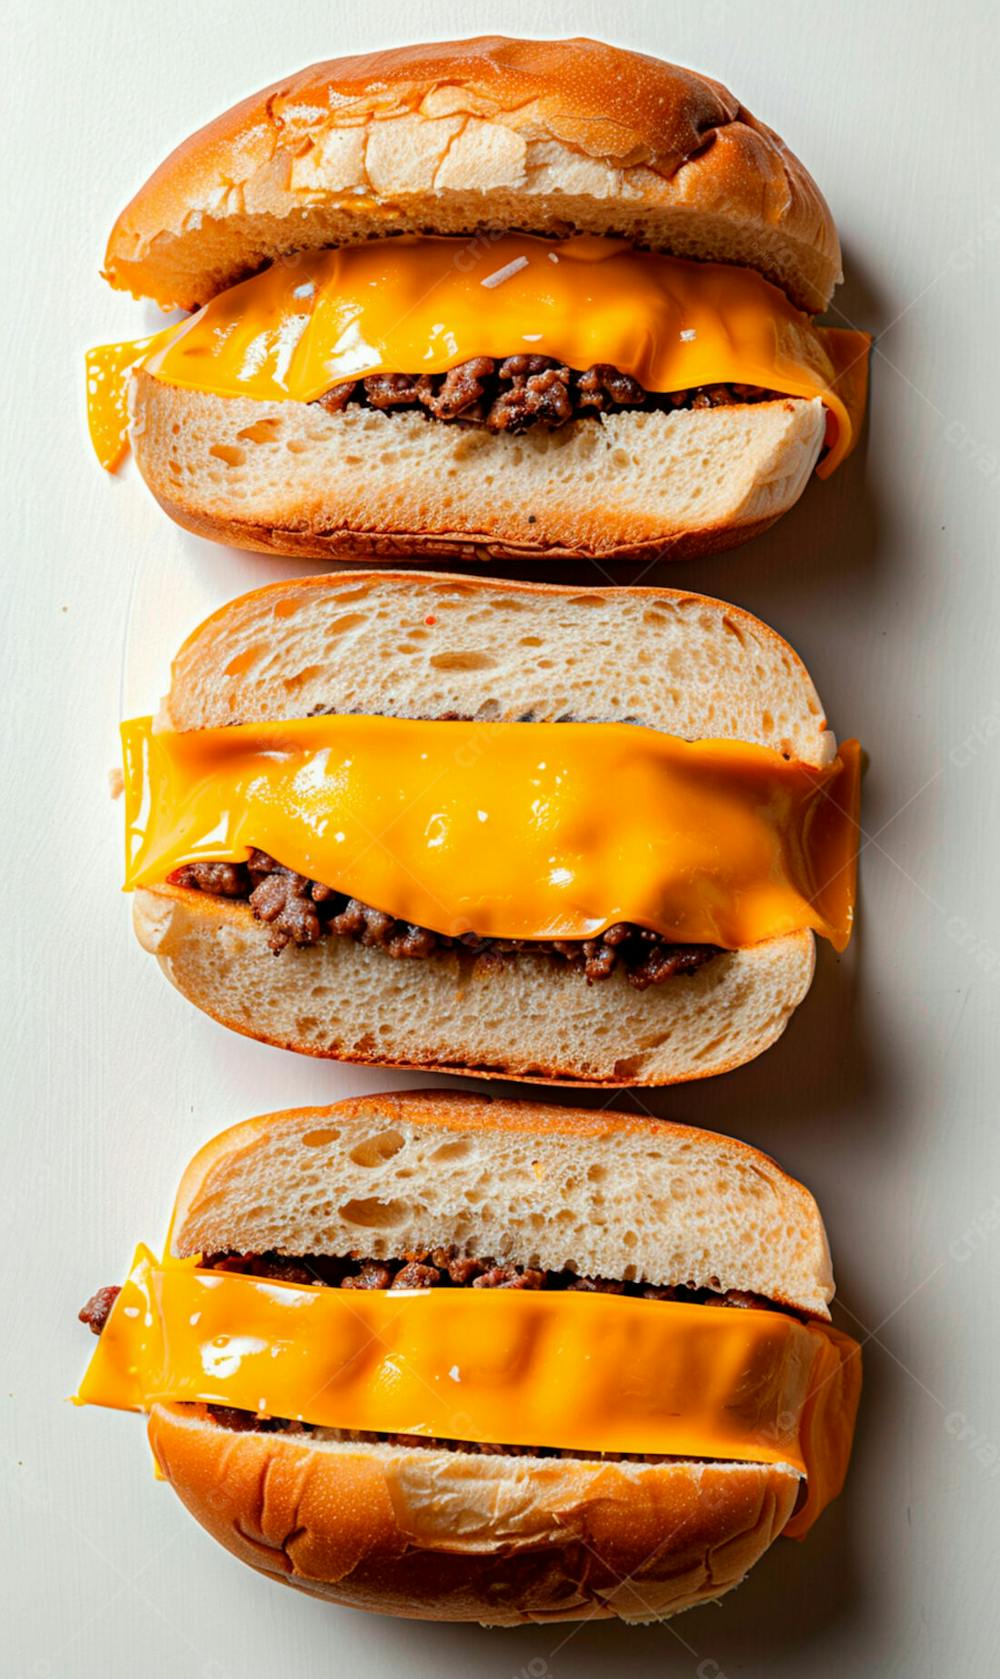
top-left (80, 1251), bottom-right (781, 1457)
top-left (78, 1285), bottom-right (120, 1334)
top-left (311, 357), bottom-right (775, 433)
top-left (167, 851), bottom-right (720, 988)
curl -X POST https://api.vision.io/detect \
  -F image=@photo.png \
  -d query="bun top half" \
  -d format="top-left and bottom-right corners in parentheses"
top-left (157, 571), bottom-right (835, 768)
top-left (104, 36), bottom-right (840, 315)
top-left (168, 1091), bottom-right (835, 1318)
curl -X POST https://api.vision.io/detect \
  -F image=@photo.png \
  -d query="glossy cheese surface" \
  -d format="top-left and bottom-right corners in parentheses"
top-left (122, 715), bottom-right (860, 950)
top-left (87, 235), bottom-right (869, 474)
top-left (76, 1247), bottom-right (861, 1536)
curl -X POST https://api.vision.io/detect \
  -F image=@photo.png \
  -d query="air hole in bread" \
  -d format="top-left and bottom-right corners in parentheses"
top-left (329, 585), bottom-right (373, 605)
top-left (236, 419), bottom-right (281, 444)
top-left (209, 444), bottom-right (246, 466)
top-left (428, 651), bottom-right (497, 673)
top-left (696, 1034), bottom-right (728, 1061)
top-left (339, 1196), bottom-right (411, 1229)
top-left (430, 1139), bottom-right (473, 1164)
top-left (224, 645), bottom-right (261, 677)
top-left (301, 1127), bottom-right (341, 1147)
top-left (348, 1130), bottom-right (406, 1169)
top-left (322, 612), bottom-right (368, 639)
top-left (282, 665), bottom-right (323, 691)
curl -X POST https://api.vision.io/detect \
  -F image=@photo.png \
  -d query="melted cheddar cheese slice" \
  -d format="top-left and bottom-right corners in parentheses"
top-left (87, 235), bottom-right (869, 474)
top-left (122, 715), bottom-right (860, 951)
top-left (77, 1247), bottom-right (860, 1539)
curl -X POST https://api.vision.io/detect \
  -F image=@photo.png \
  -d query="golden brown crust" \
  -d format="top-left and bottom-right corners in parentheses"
top-left (148, 1405), bottom-right (801, 1623)
top-left (143, 484), bottom-right (785, 568)
top-left (105, 37), bottom-right (840, 313)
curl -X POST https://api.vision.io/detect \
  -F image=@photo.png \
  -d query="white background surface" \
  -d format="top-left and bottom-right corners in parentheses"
top-left (5, 1), bottom-right (1000, 1673)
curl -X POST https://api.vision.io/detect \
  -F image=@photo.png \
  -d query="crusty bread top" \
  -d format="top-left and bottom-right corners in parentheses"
top-left (159, 572), bottom-right (834, 767)
top-left (104, 37), bottom-right (840, 314)
top-left (169, 1092), bottom-right (833, 1316)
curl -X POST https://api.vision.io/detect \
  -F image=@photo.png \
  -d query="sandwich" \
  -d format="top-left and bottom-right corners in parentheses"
top-left (87, 35), bottom-right (869, 565)
top-left (76, 1091), bottom-right (862, 1624)
top-left (121, 571), bottom-right (861, 1085)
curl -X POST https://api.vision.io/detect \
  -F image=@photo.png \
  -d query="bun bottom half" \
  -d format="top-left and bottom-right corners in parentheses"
top-left (148, 1406), bottom-right (801, 1625)
top-left (130, 372), bottom-right (825, 565)
top-left (133, 886), bottom-right (815, 1086)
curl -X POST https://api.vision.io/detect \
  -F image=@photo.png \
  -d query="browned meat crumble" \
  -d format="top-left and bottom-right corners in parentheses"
top-left (311, 356), bottom-right (774, 433)
top-left (79, 1285), bottom-right (121, 1335)
top-left (167, 851), bottom-right (721, 988)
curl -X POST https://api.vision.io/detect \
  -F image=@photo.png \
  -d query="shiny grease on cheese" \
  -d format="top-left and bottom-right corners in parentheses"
top-left (87, 235), bottom-right (869, 472)
top-left (122, 714), bottom-right (860, 952)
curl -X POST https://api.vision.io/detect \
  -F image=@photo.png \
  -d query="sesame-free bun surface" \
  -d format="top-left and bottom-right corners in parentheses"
top-left (149, 1410), bottom-right (801, 1624)
top-left (105, 37), bottom-right (841, 315)
top-left (134, 573), bottom-right (832, 1086)
top-left (144, 1094), bottom-right (828, 1623)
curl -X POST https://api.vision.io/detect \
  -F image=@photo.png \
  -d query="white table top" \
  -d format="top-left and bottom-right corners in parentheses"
top-left (7, 0), bottom-right (999, 1672)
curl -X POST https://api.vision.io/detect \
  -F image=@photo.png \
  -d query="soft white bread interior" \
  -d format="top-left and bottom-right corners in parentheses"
top-left (135, 888), bottom-right (815, 1087)
top-left (169, 1094), bottom-right (834, 1314)
top-left (136, 573), bottom-right (831, 1085)
top-left (147, 1096), bottom-right (824, 1623)
top-left (105, 38), bottom-right (841, 315)
top-left (159, 571), bottom-right (834, 759)
top-left (130, 375), bottom-right (826, 565)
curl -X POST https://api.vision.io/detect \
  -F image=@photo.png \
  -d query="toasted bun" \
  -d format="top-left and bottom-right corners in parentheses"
top-left (148, 1408), bottom-right (801, 1624)
top-left (130, 374), bottom-right (826, 566)
top-left (134, 573), bottom-right (831, 1085)
top-left (168, 1094), bottom-right (834, 1313)
top-left (146, 1095), bottom-right (826, 1621)
top-left (105, 38), bottom-right (840, 315)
